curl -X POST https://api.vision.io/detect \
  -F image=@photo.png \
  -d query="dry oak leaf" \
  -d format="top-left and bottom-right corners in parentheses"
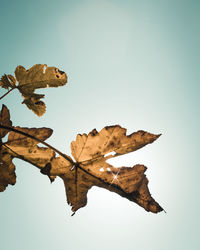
top-left (14, 64), bottom-right (67, 116)
top-left (45, 125), bottom-right (163, 214)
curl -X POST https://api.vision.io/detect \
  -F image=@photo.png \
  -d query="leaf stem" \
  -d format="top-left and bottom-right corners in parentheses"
top-left (0, 88), bottom-right (15, 100)
top-left (0, 125), bottom-right (75, 165)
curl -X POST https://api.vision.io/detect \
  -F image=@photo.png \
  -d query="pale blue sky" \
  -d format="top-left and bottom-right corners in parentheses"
top-left (0, 0), bottom-right (199, 249)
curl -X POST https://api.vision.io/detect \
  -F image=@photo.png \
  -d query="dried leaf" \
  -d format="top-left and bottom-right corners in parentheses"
top-left (7, 126), bottom-right (52, 146)
top-left (22, 94), bottom-right (46, 117)
top-left (6, 126), bottom-right (55, 169)
top-left (15, 64), bottom-right (67, 94)
top-left (0, 74), bottom-right (16, 89)
top-left (7, 145), bottom-right (55, 169)
top-left (14, 64), bottom-right (67, 116)
top-left (45, 125), bottom-right (163, 214)
top-left (0, 125), bottom-right (55, 190)
top-left (0, 148), bottom-right (16, 192)
top-left (71, 125), bottom-right (160, 163)
top-left (0, 105), bottom-right (12, 139)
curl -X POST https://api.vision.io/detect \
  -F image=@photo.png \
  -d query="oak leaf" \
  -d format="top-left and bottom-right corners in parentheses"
top-left (44, 125), bottom-right (163, 214)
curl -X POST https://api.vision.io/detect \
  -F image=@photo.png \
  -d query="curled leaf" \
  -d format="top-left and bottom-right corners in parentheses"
top-left (0, 74), bottom-right (16, 89)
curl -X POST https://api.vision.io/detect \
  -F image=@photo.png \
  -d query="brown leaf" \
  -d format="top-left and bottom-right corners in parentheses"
top-left (0, 74), bottom-right (16, 89)
top-left (7, 126), bottom-right (53, 146)
top-left (6, 145), bottom-right (55, 169)
top-left (0, 105), bottom-right (12, 139)
top-left (71, 125), bottom-right (161, 163)
top-left (22, 94), bottom-right (46, 117)
top-left (15, 64), bottom-right (67, 91)
top-left (1, 126), bottom-right (55, 190)
top-left (6, 126), bottom-right (55, 169)
top-left (45, 125), bottom-right (163, 214)
top-left (0, 148), bottom-right (16, 192)
top-left (14, 64), bottom-right (67, 116)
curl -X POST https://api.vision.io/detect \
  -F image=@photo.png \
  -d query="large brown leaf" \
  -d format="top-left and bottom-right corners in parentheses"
top-left (43, 125), bottom-right (163, 214)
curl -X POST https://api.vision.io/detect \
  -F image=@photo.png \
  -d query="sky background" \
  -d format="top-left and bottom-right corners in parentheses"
top-left (0, 0), bottom-right (199, 249)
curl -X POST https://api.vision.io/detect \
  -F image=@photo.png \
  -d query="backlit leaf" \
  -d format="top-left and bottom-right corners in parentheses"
top-left (43, 125), bottom-right (163, 214)
top-left (14, 64), bottom-right (67, 116)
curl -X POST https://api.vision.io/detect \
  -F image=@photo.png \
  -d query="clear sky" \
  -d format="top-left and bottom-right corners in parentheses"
top-left (0, 0), bottom-right (199, 249)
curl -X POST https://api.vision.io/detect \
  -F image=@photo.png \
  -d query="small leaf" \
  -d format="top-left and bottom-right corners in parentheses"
top-left (0, 105), bottom-right (12, 139)
top-left (0, 74), bottom-right (16, 89)
top-left (22, 94), bottom-right (46, 117)
top-left (15, 64), bottom-right (67, 93)
top-left (14, 64), bottom-right (67, 116)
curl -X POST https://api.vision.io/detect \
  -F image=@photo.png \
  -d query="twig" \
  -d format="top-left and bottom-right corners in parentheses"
top-left (0, 88), bottom-right (15, 100)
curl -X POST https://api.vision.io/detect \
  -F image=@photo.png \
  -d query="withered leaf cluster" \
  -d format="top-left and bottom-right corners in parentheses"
top-left (0, 64), bottom-right (67, 116)
top-left (0, 105), bottom-right (163, 214)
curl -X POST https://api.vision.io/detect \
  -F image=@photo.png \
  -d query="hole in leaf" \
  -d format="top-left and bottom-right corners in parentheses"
top-left (104, 151), bottom-right (116, 157)
top-left (43, 65), bottom-right (47, 74)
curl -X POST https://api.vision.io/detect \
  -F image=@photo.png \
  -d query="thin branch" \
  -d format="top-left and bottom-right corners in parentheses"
top-left (0, 88), bottom-right (15, 100)
top-left (0, 125), bottom-right (75, 165)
